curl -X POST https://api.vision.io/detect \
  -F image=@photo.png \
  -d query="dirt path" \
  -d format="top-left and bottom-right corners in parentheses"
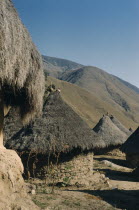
top-left (93, 151), bottom-right (139, 209)
top-left (29, 150), bottom-right (139, 210)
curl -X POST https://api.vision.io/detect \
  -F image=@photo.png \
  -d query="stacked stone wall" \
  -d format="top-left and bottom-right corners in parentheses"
top-left (40, 153), bottom-right (93, 186)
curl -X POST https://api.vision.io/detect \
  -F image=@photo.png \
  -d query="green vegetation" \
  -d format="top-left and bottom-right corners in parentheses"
top-left (63, 176), bottom-right (71, 185)
top-left (62, 199), bottom-right (81, 208)
top-left (32, 199), bottom-right (47, 209)
top-left (64, 163), bottom-right (73, 170)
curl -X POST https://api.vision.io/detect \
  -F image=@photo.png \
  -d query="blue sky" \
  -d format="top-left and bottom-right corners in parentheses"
top-left (12, 0), bottom-right (139, 87)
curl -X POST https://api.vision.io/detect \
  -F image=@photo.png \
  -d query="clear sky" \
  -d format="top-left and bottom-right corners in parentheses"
top-left (12, 0), bottom-right (139, 87)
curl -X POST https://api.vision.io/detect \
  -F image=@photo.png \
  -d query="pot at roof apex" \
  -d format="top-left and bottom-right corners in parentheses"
top-left (0, 0), bottom-right (45, 147)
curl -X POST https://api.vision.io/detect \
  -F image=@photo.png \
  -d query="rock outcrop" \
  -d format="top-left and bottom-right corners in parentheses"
top-left (0, 149), bottom-right (38, 210)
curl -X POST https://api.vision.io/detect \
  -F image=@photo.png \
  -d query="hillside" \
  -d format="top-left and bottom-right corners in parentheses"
top-left (43, 58), bottom-right (63, 78)
top-left (42, 55), bottom-right (83, 78)
top-left (47, 76), bottom-right (138, 130)
top-left (115, 76), bottom-right (139, 94)
top-left (59, 66), bottom-right (139, 125)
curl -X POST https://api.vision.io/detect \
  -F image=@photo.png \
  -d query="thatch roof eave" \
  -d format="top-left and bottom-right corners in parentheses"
top-left (5, 92), bottom-right (101, 155)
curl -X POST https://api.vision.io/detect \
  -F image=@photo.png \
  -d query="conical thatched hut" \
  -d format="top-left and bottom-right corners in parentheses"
top-left (0, 0), bottom-right (45, 148)
top-left (6, 91), bottom-right (102, 184)
top-left (121, 127), bottom-right (139, 168)
top-left (110, 115), bottom-right (131, 136)
top-left (93, 115), bottom-right (127, 153)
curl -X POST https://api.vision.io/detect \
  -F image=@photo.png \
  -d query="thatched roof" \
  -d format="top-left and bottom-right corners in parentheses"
top-left (4, 108), bottom-right (22, 144)
top-left (93, 115), bottom-right (127, 147)
top-left (121, 127), bottom-right (139, 154)
top-left (0, 0), bottom-right (45, 124)
top-left (110, 115), bottom-right (131, 136)
top-left (6, 91), bottom-right (102, 154)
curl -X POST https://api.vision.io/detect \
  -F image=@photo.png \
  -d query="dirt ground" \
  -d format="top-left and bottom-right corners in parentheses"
top-left (28, 149), bottom-right (139, 210)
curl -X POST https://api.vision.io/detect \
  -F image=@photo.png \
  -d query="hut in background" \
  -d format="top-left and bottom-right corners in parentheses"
top-left (6, 91), bottom-right (102, 185)
top-left (110, 115), bottom-right (131, 136)
top-left (93, 115), bottom-right (128, 154)
top-left (121, 127), bottom-right (139, 168)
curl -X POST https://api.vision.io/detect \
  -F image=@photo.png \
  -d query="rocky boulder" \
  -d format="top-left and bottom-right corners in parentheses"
top-left (0, 149), bottom-right (38, 210)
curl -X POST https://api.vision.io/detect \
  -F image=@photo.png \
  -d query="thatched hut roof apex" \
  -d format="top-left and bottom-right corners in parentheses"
top-left (110, 115), bottom-right (131, 136)
top-left (6, 92), bottom-right (102, 154)
top-left (120, 127), bottom-right (139, 154)
top-left (93, 115), bottom-right (127, 148)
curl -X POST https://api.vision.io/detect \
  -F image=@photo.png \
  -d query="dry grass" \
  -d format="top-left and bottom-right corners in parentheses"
top-left (47, 76), bottom-right (138, 129)
top-left (59, 66), bottom-right (139, 129)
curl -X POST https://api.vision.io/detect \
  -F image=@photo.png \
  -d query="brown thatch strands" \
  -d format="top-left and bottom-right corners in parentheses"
top-left (121, 127), bottom-right (139, 154)
top-left (6, 91), bottom-right (102, 154)
top-left (110, 115), bottom-right (131, 136)
top-left (0, 0), bottom-right (45, 124)
top-left (93, 115), bottom-right (128, 148)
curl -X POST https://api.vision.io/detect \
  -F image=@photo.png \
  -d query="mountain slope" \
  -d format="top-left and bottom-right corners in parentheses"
top-left (43, 55), bottom-right (139, 95)
top-left (59, 66), bottom-right (139, 124)
top-left (46, 76), bottom-right (138, 130)
top-left (42, 55), bottom-right (83, 78)
top-left (115, 76), bottom-right (139, 94)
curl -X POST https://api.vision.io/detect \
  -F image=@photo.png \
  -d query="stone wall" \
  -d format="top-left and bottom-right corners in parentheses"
top-left (42, 153), bottom-right (94, 186)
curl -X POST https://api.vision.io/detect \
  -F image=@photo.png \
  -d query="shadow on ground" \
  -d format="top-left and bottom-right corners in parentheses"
top-left (94, 168), bottom-right (138, 182)
top-left (94, 156), bottom-right (133, 168)
top-left (66, 189), bottom-right (139, 210)
top-left (94, 156), bottom-right (138, 182)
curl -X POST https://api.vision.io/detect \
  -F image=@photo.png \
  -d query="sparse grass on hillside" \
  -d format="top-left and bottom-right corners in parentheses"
top-left (43, 55), bottom-right (83, 78)
top-left (47, 76), bottom-right (138, 129)
top-left (59, 66), bottom-right (139, 127)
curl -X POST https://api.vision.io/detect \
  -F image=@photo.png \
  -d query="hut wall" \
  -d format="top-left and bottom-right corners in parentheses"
top-left (126, 153), bottom-right (139, 168)
top-left (44, 153), bottom-right (94, 186)
top-left (29, 152), bottom-right (94, 186)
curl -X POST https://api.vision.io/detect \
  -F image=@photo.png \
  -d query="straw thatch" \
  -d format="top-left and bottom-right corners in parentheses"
top-left (6, 91), bottom-right (102, 154)
top-left (4, 108), bottom-right (22, 144)
top-left (110, 115), bottom-right (131, 136)
top-left (121, 127), bottom-right (139, 154)
top-left (5, 91), bottom-right (103, 178)
top-left (93, 115), bottom-right (127, 148)
top-left (0, 0), bottom-right (45, 124)
top-left (120, 127), bottom-right (139, 167)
